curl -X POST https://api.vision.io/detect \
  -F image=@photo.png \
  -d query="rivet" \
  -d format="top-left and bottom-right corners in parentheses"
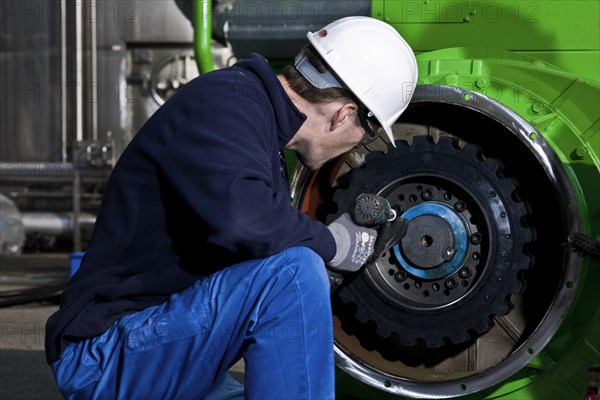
top-left (574, 146), bottom-right (588, 159)
top-left (532, 102), bottom-right (544, 114)
top-left (475, 78), bottom-right (488, 89)
top-left (446, 75), bottom-right (459, 85)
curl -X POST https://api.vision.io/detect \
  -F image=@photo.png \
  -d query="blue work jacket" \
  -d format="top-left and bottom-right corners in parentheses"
top-left (45, 54), bottom-right (336, 363)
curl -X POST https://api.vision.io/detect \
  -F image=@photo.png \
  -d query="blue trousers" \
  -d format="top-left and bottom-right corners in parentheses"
top-left (51, 247), bottom-right (334, 399)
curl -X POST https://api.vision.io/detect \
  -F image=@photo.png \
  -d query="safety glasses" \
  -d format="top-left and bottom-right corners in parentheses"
top-left (357, 104), bottom-right (382, 145)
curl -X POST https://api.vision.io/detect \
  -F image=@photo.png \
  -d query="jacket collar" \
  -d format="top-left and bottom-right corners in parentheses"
top-left (234, 53), bottom-right (307, 150)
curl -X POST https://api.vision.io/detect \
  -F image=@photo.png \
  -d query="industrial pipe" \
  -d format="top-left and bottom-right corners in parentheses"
top-left (21, 212), bottom-right (96, 239)
top-left (193, 0), bottom-right (214, 73)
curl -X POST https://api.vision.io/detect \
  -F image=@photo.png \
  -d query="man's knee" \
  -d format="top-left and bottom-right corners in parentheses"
top-left (275, 246), bottom-right (329, 291)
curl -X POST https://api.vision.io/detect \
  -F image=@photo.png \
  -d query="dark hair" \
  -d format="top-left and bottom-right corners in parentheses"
top-left (281, 44), bottom-right (355, 105)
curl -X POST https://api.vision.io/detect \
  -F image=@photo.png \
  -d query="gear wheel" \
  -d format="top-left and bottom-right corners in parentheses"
top-left (328, 136), bottom-right (533, 348)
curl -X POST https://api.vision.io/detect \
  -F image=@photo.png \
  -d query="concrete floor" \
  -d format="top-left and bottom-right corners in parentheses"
top-left (0, 254), bottom-right (245, 399)
top-left (0, 302), bottom-right (63, 399)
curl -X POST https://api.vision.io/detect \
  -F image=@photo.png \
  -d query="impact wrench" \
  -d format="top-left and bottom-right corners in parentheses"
top-left (329, 193), bottom-right (410, 290)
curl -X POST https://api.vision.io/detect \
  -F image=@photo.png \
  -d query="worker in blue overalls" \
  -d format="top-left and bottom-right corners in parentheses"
top-left (45, 17), bottom-right (417, 399)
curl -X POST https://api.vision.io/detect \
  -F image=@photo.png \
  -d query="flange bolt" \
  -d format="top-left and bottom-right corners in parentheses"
top-left (394, 271), bottom-right (408, 282)
top-left (459, 267), bottom-right (472, 278)
top-left (454, 201), bottom-right (466, 212)
top-left (445, 278), bottom-right (458, 289)
top-left (470, 232), bottom-right (482, 244)
top-left (422, 189), bottom-right (433, 201)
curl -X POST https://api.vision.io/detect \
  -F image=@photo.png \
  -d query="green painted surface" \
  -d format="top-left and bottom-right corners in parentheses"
top-left (193, 1), bottom-right (600, 398)
top-left (372, 1), bottom-right (599, 82)
top-left (193, 0), bottom-right (214, 74)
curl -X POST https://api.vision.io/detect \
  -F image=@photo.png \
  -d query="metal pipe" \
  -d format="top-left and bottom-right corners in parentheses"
top-left (74, 0), bottom-right (83, 252)
top-left (75, 0), bottom-right (83, 143)
top-left (0, 162), bottom-right (110, 184)
top-left (72, 168), bottom-right (82, 252)
top-left (90, 0), bottom-right (98, 141)
top-left (193, 0), bottom-right (214, 74)
top-left (61, 0), bottom-right (68, 162)
top-left (21, 212), bottom-right (96, 238)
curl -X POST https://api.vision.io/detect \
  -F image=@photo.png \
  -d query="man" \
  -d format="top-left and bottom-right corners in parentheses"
top-left (45, 16), bottom-right (417, 399)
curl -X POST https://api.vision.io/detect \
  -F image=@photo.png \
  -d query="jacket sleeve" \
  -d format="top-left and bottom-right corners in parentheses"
top-left (157, 85), bottom-right (336, 263)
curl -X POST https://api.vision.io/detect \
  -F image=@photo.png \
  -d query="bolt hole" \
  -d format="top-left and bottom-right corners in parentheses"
top-left (421, 235), bottom-right (433, 247)
top-left (566, 281), bottom-right (574, 289)
top-left (403, 283), bottom-right (410, 290)
top-left (462, 280), bottom-right (468, 286)
top-left (388, 269), bottom-right (395, 276)
top-left (526, 348), bottom-right (534, 355)
top-left (398, 194), bottom-right (405, 201)
top-left (409, 194), bottom-right (418, 203)
top-left (423, 290), bottom-right (430, 297)
top-left (459, 383), bottom-right (467, 391)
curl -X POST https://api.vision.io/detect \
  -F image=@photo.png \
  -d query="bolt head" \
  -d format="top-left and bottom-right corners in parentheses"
top-left (470, 232), bottom-right (482, 244)
top-left (454, 201), bottom-right (466, 212)
top-left (394, 271), bottom-right (408, 282)
top-left (445, 278), bottom-right (457, 289)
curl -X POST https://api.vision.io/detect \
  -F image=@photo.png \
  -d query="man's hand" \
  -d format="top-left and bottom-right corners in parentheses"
top-left (369, 217), bottom-right (410, 263)
top-left (327, 213), bottom-right (377, 272)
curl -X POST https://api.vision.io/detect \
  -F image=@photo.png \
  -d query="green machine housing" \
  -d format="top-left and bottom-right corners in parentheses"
top-left (189, 1), bottom-right (599, 399)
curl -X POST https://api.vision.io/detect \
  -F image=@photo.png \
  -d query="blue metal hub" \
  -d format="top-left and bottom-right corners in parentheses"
top-left (394, 202), bottom-right (469, 280)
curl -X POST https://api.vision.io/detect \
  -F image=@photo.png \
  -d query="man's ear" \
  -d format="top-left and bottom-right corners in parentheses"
top-left (330, 103), bottom-right (358, 131)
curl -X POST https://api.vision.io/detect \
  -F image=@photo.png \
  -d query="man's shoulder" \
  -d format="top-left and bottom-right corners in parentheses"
top-left (179, 59), bottom-right (269, 106)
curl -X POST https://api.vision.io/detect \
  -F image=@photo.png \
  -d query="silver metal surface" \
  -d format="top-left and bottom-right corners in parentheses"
top-left (0, 0), bottom-right (63, 162)
top-left (0, 163), bottom-right (110, 184)
top-left (21, 212), bottom-right (96, 238)
top-left (0, 194), bottom-right (25, 255)
top-left (1, 0), bottom-right (195, 251)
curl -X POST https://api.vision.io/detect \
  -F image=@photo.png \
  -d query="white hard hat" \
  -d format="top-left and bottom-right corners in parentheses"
top-left (297, 16), bottom-right (418, 145)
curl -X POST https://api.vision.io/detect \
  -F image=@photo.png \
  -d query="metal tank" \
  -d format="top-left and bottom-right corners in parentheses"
top-left (188, 1), bottom-right (598, 399)
top-left (0, 0), bottom-right (201, 252)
